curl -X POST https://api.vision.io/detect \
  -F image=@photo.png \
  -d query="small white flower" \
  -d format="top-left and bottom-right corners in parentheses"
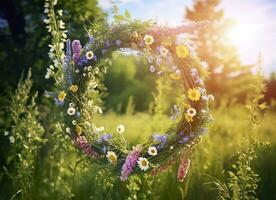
top-left (69, 103), bottom-right (75, 108)
top-left (106, 151), bottom-right (117, 165)
top-left (43, 19), bottom-right (50, 24)
top-left (67, 107), bottom-right (76, 116)
top-left (66, 127), bottom-right (71, 133)
top-left (72, 120), bottom-right (77, 125)
top-left (58, 10), bottom-right (63, 16)
top-left (187, 108), bottom-right (196, 117)
top-left (95, 126), bottom-right (104, 134)
top-left (148, 146), bottom-right (157, 156)
top-left (88, 66), bottom-right (92, 71)
top-left (170, 146), bottom-right (174, 150)
top-left (175, 69), bottom-right (181, 75)
top-left (83, 73), bottom-right (86, 77)
top-left (137, 157), bottom-right (149, 171)
top-left (75, 69), bottom-right (80, 73)
top-left (160, 46), bottom-right (169, 56)
top-left (149, 65), bottom-right (156, 73)
top-left (9, 136), bottom-right (15, 144)
top-left (208, 94), bottom-right (214, 101)
top-left (144, 34), bottom-right (154, 45)
top-left (86, 51), bottom-right (94, 60)
top-left (4, 131), bottom-right (9, 136)
top-left (116, 124), bottom-right (125, 134)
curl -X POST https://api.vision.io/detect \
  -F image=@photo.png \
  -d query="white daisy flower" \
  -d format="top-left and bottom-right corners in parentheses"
top-left (69, 103), bottom-right (75, 107)
top-left (187, 108), bottom-right (196, 117)
top-left (106, 151), bottom-right (117, 165)
top-left (160, 46), bottom-right (169, 56)
top-left (144, 34), bottom-right (154, 45)
top-left (86, 51), bottom-right (94, 60)
top-left (67, 107), bottom-right (76, 115)
top-left (137, 157), bottom-right (149, 171)
top-left (148, 146), bottom-right (157, 156)
top-left (116, 124), bottom-right (125, 134)
top-left (9, 136), bottom-right (15, 144)
top-left (66, 127), bottom-right (71, 133)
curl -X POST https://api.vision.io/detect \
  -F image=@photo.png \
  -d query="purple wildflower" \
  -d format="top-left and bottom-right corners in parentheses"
top-left (98, 134), bottom-right (112, 143)
top-left (179, 131), bottom-right (190, 144)
top-left (77, 55), bottom-right (88, 66)
top-left (179, 136), bottom-right (189, 144)
top-left (105, 40), bottom-right (111, 48)
top-left (76, 136), bottom-right (99, 158)
top-left (120, 147), bottom-right (141, 181)
top-left (156, 56), bottom-right (162, 66)
top-left (76, 111), bottom-right (81, 117)
top-left (152, 134), bottom-right (168, 149)
top-left (149, 65), bottom-right (156, 73)
top-left (72, 40), bottom-right (82, 53)
top-left (89, 35), bottom-right (94, 44)
top-left (72, 40), bottom-right (82, 64)
top-left (115, 39), bottom-right (122, 46)
top-left (54, 97), bottom-right (64, 106)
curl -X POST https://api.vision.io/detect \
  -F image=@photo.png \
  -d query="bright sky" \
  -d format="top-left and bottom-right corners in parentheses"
top-left (99, 0), bottom-right (276, 75)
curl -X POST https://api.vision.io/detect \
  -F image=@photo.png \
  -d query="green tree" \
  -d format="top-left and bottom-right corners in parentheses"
top-left (185, 0), bottom-right (256, 104)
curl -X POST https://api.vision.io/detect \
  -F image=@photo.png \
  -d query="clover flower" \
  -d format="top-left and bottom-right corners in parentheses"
top-left (137, 157), bottom-right (149, 171)
top-left (177, 158), bottom-right (190, 182)
top-left (72, 40), bottom-right (82, 63)
top-left (120, 146), bottom-right (141, 181)
top-left (76, 136), bottom-right (99, 158)
top-left (106, 151), bottom-right (117, 165)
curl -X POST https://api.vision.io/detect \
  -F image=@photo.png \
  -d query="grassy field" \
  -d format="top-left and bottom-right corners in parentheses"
top-left (67, 106), bottom-right (276, 200)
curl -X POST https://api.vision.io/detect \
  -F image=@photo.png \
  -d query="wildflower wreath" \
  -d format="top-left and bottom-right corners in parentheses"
top-left (45, 6), bottom-right (213, 182)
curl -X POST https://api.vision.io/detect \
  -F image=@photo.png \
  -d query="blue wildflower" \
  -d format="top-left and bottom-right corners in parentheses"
top-left (152, 134), bottom-right (167, 149)
top-left (98, 133), bottom-right (112, 143)
top-left (179, 136), bottom-right (189, 144)
top-left (76, 111), bottom-right (81, 117)
top-left (115, 39), bottom-right (122, 46)
top-left (105, 40), bottom-right (111, 48)
top-left (89, 35), bottom-right (94, 44)
top-left (54, 97), bottom-right (64, 106)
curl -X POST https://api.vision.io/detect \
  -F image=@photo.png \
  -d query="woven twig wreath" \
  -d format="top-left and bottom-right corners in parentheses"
top-left (50, 19), bottom-right (213, 182)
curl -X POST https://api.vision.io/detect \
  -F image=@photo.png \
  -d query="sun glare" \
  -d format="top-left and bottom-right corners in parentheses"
top-left (226, 23), bottom-right (259, 47)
